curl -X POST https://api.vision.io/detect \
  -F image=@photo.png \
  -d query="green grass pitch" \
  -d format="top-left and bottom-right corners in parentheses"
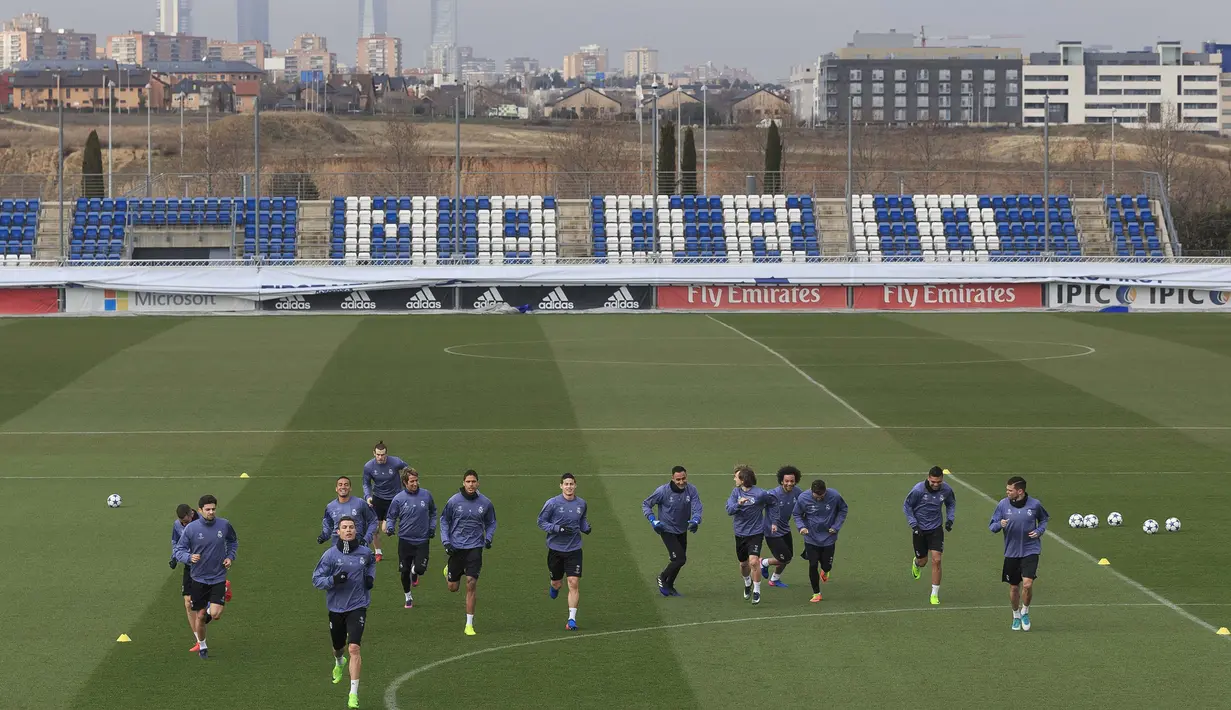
top-left (2, 312), bottom-right (1230, 709)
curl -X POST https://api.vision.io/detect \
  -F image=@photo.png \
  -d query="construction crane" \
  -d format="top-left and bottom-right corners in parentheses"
top-left (919, 26), bottom-right (1023, 47)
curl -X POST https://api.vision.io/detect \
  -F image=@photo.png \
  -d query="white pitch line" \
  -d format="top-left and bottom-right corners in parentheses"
top-left (383, 601), bottom-right (1172, 708)
top-left (5, 424), bottom-right (1231, 436)
top-left (704, 315), bottom-right (879, 428)
top-left (724, 324), bottom-right (1228, 641)
top-left (0, 470), bottom-right (1224, 481)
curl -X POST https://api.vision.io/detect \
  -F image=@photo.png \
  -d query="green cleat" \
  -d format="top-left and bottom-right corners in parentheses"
top-left (332, 660), bottom-right (346, 684)
top-left (464, 624), bottom-right (476, 636)
top-left (443, 564), bottom-right (449, 581)
top-left (930, 594), bottom-right (940, 606)
top-left (911, 561), bottom-right (921, 580)
top-left (348, 692), bottom-right (359, 708)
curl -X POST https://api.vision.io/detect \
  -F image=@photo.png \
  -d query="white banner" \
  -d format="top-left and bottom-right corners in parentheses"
top-left (1049, 283), bottom-right (1231, 311)
top-left (64, 288), bottom-right (257, 313)
top-left (2, 262), bottom-right (1231, 297)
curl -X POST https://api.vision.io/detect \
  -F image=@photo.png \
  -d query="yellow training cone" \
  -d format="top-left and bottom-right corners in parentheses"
top-left (1098, 558), bottom-right (1110, 566)
top-left (240, 473), bottom-right (249, 479)
top-left (117, 634), bottom-right (131, 643)
top-left (942, 469), bottom-right (951, 475)
top-left (1217, 627), bottom-right (1230, 636)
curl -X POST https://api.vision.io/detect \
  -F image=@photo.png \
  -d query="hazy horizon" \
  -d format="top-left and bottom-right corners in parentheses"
top-left (5, 0), bottom-right (1229, 79)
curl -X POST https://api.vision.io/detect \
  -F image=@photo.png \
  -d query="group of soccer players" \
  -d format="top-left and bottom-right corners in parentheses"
top-left (168, 440), bottom-right (1050, 710)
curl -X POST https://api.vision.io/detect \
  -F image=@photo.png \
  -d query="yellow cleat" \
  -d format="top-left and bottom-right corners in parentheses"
top-left (464, 624), bottom-right (476, 636)
top-left (332, 660), bottom-right (345, 684)
top-left (930, 594), bottom-right (940, 606)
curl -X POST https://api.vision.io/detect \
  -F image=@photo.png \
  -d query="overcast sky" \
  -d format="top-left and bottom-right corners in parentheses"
top-left (8, 0), bottom-right (1230, 79)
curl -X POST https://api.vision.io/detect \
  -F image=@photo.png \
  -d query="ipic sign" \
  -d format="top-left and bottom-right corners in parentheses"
top-left (1051, 283), bottom-right (1231, 311)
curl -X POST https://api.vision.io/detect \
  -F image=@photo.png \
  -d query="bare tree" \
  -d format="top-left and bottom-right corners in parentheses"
top-left (546, 121), bottom-right (636, 195)
top-left (1135, 103), bottom-right (1192, 195)
top-left (378, 116), bottom-right (432, 195)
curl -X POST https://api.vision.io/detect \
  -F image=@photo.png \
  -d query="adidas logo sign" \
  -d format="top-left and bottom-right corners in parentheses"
top-left (340, 291), bottom-right (377, 310)
top-left (405, 287), bottom-right (442, 310)
top-left (473, 287), bottom-right (505, 309)
top-left (538, 287), bottom-right (574, 311)
top-left (604, 286), bottom-right (641, 310)
top-left (274, 294), bottom-right (311, 310)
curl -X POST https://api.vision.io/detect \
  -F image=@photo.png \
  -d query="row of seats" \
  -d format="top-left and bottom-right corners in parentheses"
top-left (1108, 194), bottom-right (1164, 258)
top-left (597, 194), bottom-right (814, 210)
top-left (857, 207), bottom-right (1073, 225)
top-left (1, 200), bottom-right (37, 264)
top-left (339, 196), bottom-right (557, 212)
top-left (854, 193), bottom-right (1073, 210)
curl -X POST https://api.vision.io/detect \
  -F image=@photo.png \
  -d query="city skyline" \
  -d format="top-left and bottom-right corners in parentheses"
top-left (8, 0), bottom-right (1228, 78)
top-left (358, 0), bottom-right (386, 38)
top-left (237, 0), bottom-right (269, 44)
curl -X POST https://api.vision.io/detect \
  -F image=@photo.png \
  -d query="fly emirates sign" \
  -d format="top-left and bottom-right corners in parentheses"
top-left (656, 285), bottom-right (845, 311)
top-left (853, 284), bottom-right (1042, 310)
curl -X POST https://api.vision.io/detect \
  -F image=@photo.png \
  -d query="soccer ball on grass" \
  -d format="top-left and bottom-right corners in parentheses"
top-left (1083, 514), bottom-right (1099, 529)
top-left (1164, 517), bottom-right (1181, 532)
top-left (1068, 513), bottom-right (1085, 529)
top-left (106, 494), bottom-right (122, 508)
top-left (1107, 512), bottom-right (1123, 527)
top-left (1142, 519), bottom-right (1159, 534)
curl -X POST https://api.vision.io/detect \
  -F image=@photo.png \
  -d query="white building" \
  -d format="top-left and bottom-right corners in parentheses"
top-left (788, 63), bottom-right (815, 125)
top-left (1022, 41), bottom-right (1222, 133)
top-left (623, 47), bottom-right (658, 79)
top-left (156, 0), bottom-right (192, 35)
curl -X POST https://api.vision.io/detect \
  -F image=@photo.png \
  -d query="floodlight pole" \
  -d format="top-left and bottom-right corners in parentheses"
top-left (1043, 95), bottom-right (1050, 254)
top-left (56, 71), bottom-right (64, 258)
top-left (846, 95), bottom-right (853, 252)
top-left (107, 76), bottom-right (113, 198)
top-left (702, 83), bottom-right (708, 195)
top-left (454, 95), bottom-right (461, 259)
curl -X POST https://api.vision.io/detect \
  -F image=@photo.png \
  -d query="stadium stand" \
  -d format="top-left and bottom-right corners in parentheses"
top-left (590, 194), bottom-right (819, 263)
top-left (851, 193), bottom-right (1081, 262)
top-left (0, 198), bottom-right (38, 265)
top-left (330, 196), bottom-right (559, 264)
top-left (1106, 194), bottom-right (1163, 259)
top-left (71, 197), bottom-right (298, 261)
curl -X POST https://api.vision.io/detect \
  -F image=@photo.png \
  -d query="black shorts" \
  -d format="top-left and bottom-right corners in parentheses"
top-left (913, 527), bottom-right (945, 559)
top-left (1002, 555), bottom-right (1040, 585)
top-left (371, 497), bottom-right (393, 521)
top-left (181, 565), bottom-right (193, 596)
top-left (548, 548), bottom-right (583, 580)
top-left (398, 539), bottom-right (430, 575)
top-left (735, 534), bottom-right (764, 562)
top-left (803, 543), bottom-right (836, 571)
top-left (329, 608), bottom-right (367, 649)
top-left (447, 547), bottom-right (483, 582)
top-left (189, 579), bottom-right (228, 611)
top-left (765, 533), bottom-right (794, 564)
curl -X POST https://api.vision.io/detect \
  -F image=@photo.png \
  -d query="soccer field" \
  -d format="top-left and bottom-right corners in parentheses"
top-left (3, 312), bottom-right (1231, 709)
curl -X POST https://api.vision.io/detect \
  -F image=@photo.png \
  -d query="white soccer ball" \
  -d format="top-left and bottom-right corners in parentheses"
top-left (1165, 517), bottom-right (1181, 532)
top-left (107, 494), bottom-right (122, 508)
top-left (1068, 513), bottom-right (1085, 528)
top-left (1083, 514), bottom-right (1099, 529)
top-left (1143, 519), bottom-right (1159, 534)
top-left (1107, 512), bottom-right (1123, 527)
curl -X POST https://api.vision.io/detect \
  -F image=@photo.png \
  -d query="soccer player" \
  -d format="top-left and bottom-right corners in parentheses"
top-left (761, 465), bottom-right (803, 588)
top-left (904, 466), bottom-right (956, 605)
top-left (170, 503), bottom-right (200, 651)
top-left (319, 476), bottom-right (378, 549)
top-left (362, 441), bottom-right (408, 562)
top-left (725, 465), bottom-right (776, 604)
top-left (172, 494), bottom-right (238, 659)
top-left (384, 467), bottom-right (436, 609)
top-left (537, 472), bottom-right (592, 630)
top-left (439, 470), bottom-right (497, 636)
top-left (641, 465), bottom-right (703, 597)
top-left (312, 516), bottom-right (375, 710)
top-left (989, 476), bottom-right (1049, 632)
top-left (792, 479), bottom-right (847, 603)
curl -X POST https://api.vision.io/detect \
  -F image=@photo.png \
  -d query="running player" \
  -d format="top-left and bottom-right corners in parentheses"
top-left (642, 466), bottom-right (703, 597)
top-left (989, 476), bottom-right (1049, 631)
top-left (362, 441), bottom-right (408, 562)
top-left (761, 465), bottom-right (803, 588)
top-left (319, 476), bottom-right (377, 549)
top-left (384, 467), bottom-right (436, 609)
top-left (439, 470), bottom-right (497, 636)
top-left (725, 465), bottom-right (776, 604)
top-left (311, 516), bottom-right (375, 710)
top-left (172, 495), bottom-right (238, 659)
top-left (170, 503), bottom-right (200, 651)
top-left (537, 473), bottom-right (592, 630)
top-left (791, 479), bottom-right (847, 603)
top-left (904, 466), bottom-right (956, 605)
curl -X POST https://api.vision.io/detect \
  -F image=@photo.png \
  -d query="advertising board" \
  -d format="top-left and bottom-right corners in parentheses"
top-left (66, 289), bottom-right (256, 313)
top-left (852, 284), bottom-right (1043, 311)
top-left (1050, 283), bottom-right (1231, 311)
top-left (261, 286), bottom-right (457, 312)
top-left (0, 287), bottom-right (58, 315)
top-left (656, 285), bottom-right (845, 311)
top-left (457, 286), bottom-right (652, 311)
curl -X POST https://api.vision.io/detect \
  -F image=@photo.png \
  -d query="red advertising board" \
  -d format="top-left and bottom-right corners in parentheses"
top-left (657, 285), bottom-right (845, 311)
top-left (0, 288), bottom-right (59, 315)
top-left (852, 284), bottom-right (1042, 311)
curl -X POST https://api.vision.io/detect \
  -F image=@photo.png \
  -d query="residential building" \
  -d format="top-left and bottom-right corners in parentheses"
top-left (729, 87), bottom-right (791, 124)
top-left (564, 44), bottom-right (607, 81)
top-left (237, 0), bottom-right (269, 44)
top-left (0, 27), bottom-right (96, 70)
top-left (146, 60), bottom-right (264, 85)
top-left (293, 34), bottom-right (327, 52)
top-left (106, 32), bottom-right (208, 66)
top-left (9, 67), bottom-right (163, 110)
top-left (359, 0), bottom-right (387, 38)
top-left (208, 40), bottom-right (270, 68)
top-left (547, 86), bottom-right (622, 118)
top-left (275, 48), bottom-right (336, 80)
top-left (1022, 41), bottom-right (1222, 133)
top-left (623, 47), bottom-right (658, 79)
top-left (815, 40), bottom-right (1023, 126)
top-left (357, 34), bottom-right (401, 74)
top-left (2, 13), bottom-right (50, 32)
top-left (505, 56), bottom-right (538, 75)
top-left (788, 63), bottom-right (816, 124)
top-left (156, 0), bottom-right (192, 35)
top-left (1200, 41), bottom-right (1231, 135)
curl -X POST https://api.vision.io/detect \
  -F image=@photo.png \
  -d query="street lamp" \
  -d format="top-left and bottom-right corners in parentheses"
top-left (107, 77), bottom-right (114, 198)
top-left (702, 82), bottom-right (708, 195)
top-left (651, 81), bottom-right (659, 204)
top-left (1110, 107), bottom-right (1117, 194)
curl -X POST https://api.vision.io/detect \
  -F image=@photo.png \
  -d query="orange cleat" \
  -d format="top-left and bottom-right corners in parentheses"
top-left (375, 553), bottom-right (383, 563)
top-left (810, 593), bottom-right (823, 603)
top-left (224, 580), bottom-right (233, 602)
top-left (189, 642), bottom-right (200, 652)
top-left (820, 571), bottom-right (829, 584)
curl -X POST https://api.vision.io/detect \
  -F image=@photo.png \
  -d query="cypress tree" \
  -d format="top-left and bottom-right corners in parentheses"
top-left (763, 121), bottom-right (783, 194)
top-left (81, 130), bottom-right (104, 198)
top-left (657, 120), bottom-right (676, 195)
top-left (681, 127), bottom-right (697, 196)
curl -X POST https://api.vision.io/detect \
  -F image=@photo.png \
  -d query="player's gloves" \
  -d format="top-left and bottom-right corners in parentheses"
top-left (911, 526), bottom-right (920, 535)
top-left (945, 520), bottom-right (953, 532)
top-left (333, 571), bottom-right (349, 586)
top-left (317, 533), bottom-right (329, 544)
top-left (169, 558), bottom-right (177, 569)
top-left (443, 544), bottom-right (455, 556)
top-left (485, 540), bottom-right (493, 550)
top-left (650, 517), bottom-right (664, 531)
top-left (688, 520), bottom-right (699, 533)
top-left (582, 526), bottom-right (592, 535)
top-left (363, 576), bottom-right (374, 591)
top-left (428, 528), bottom-right (436, 539)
